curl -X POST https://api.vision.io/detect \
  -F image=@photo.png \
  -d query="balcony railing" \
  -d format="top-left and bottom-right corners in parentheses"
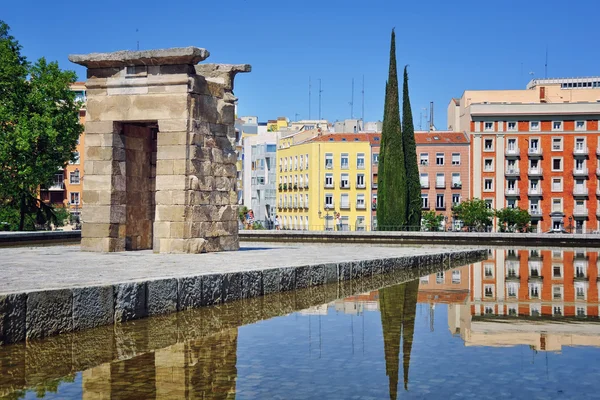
top-left (372, 183), bottom-right (378, 189)
top-left (324, 182), bottom-right (334, 189)
top-left (528, 167), bottom-right (543, 177)
top-left (529, 208), bottom-right (543, 217)
top-left (528, 147), bottom-right (542, 157)
top-left (573, 187), bottom-right (589, 196)
top-left (528, 188), bottom-right (543, 196)
top-left (356, 202), bottom-right (366, 209)
top-left (435, 203), bottom-right (446, 210)
top-left (339, 182), bottom-right (350, 189)
top-left (505, 187), bottom-right (520, 196)
top-left (356, 183), bottom-right (366, 189)
top-left (421, 182), bottom-right (429, 189)
top-left (573, 147), bottom-right (589, 156)
top-left (451, 183), bottom-right (462, 189)
top-left (325, 163), bottom-right (333, 169)
top-left (435, 182), bottom-right (446, 189)
top-left (505, 168), bottom-right (520, 177)
top-left (324, 202), bottom-right (334, 209)
top-left (505, 147), bottom-right (520, 157)
top-left (48, 182), bottom-right (65, 191)
top-left (573, 208), bottom-right (588, 217)
top-left (357, 163), bottom-right (365, 170)
top-left (573, 167), bottom-right (589, 177)
top-left (340, 203), bottom-right (351, 210)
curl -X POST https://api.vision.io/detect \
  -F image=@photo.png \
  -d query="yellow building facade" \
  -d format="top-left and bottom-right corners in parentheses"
top-left (276, 134), bottom-right (374, 230)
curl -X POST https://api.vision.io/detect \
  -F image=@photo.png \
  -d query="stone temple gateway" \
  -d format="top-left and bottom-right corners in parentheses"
top-left (69, 47), bottom-right (250, 253)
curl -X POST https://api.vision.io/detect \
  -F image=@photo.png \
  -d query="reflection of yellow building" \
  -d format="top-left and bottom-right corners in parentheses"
top-left (276, 133), bottom-right (375, 230)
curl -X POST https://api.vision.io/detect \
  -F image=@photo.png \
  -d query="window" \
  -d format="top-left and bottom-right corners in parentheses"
top-left (552, 137), bottom-right (563, 151)
top-left (452, 270), bottom-right (461, 284)
top-left (576, 306), bottom-right (586, 317)
top-left (484, 264), bottom-right (494, 278)
top-left (553, 285), bottom-right (563, 300)
top-left (305, 174), bottom-right (309, 187)
top-left (69, 152), bottom-right (80, 165)
top-left (553, 264), bottom-right (562, 278)
top-left (552, 178), bottom-right (562, 192)
top-left (421, 194), bottom-right (429, 209)
top-left (70, 192), bottom-right (80, 205)
top-left (507, 138), bottom-right (517, 150)
top-left (507, 199), bottom-right (516, 208)
top-left (325, 193), bottom-right (333, 208)
top-left (436, 194), bottom-right (445, 209)
top-left (299, 155), bottom-right (303, 170)
top-left (436, 153), bottom-right (444, 165)
top-left (452, 193), bottom-right (461, 206)
top-left (483, 158), bottom-right (494, 172)
top-left (451, 153), bottom-right (461, 165)
top-left (575, 158), bottom-right (585, 172)
top-left (552, 158), bottom-right (562, 171)
top-left (420, 173), bottom-right (429, 188)
top-left (506, 159), bottom-right (517, 173)
top-left (484, 306), bottom-right (494, 315)
top-left (305, 154), bottom-right (309, 169)
top-left (299, 175), bottom-right (303, 188)
top-left (575, 282), bottom-right (586, 300)
top-left (530, 138), bottom-right (540, 151)
top-left (436, 173), bottom-right (445, 188)
top-left (575, 120), bottom-right (586, 131)
top-left (305, 194), bottom-right (309, 208)
top-left (294, 156), bottom-right (298, 170)
top-left (484, 178), bottom-right (493, 191)
top-left (69, 169), bottom-right (80, 184)
top-left (553, 306), bottom-right (563, 317)
top-left (325, 173), bottom-right (333, 188)
top-left (530, 304), bottom-right (541, 316)
top-left (484, 138), bottom-right (493, 151)
top-left (356, 194), bottom-right (365, 208)
top-left (575, 262), bottom-right (586, 278)
top-left (356, 174), bottom-right (365, 188)
top-left (530, 121), bottom-right (540, 131)
top-left (507, 122), bottom-right (517, 131)
top-left (507, 283), bottom-right (517, 298)
top-left (529, 283), bottom-right (540, 299)
top-left (552, 198), bottom-right (562, 213)
top-left (341, 153), bottom-right (349, 169)
top-left (340, 173), bottom-right (349, 188)
top-left (575, 138), bottom-right (586, 151)
top-left (552, 121), bottom-right (563, 131)
top-left (420, 153), bottom-right (429, 166)
top-left (484, 122), bottom-right (494, 131)
top-left (373, 153), bottom-right (379, 165)
top-left (340, 193), bottom-right (350, 209)
top-left (508, 306), bottom-right (518, 316)
top-left (356, 153), bottom-right (365, 169)
top-left (452, 173), bottom-right (461, 188)
top-left (325, 153), bottom-right (333, 169)
top-left (485, 199), bottom-right (493, 209)
top-left (484, 285), bottom-right (494, 298)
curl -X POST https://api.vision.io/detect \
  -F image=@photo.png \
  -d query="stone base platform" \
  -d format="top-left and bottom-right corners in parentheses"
top-left (0, 243), bottom-right (487, 344)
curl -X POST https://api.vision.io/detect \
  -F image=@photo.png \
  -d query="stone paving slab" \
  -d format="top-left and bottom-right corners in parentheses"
top-left (0, 242), bottom-right (487, 344)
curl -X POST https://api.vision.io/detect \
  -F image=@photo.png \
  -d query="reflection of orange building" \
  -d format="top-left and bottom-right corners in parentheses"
top-left (418, 265), bottom-right (470, 304)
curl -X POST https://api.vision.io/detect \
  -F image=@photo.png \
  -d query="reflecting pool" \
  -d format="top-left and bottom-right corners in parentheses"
top-left (2, 248), bottom-right (600, 399)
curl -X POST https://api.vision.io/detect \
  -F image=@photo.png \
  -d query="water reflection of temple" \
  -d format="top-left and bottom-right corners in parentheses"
top-left (82, 328), bottom-right (238, 400)
top-left (418, 249), bottom-right (600, 352)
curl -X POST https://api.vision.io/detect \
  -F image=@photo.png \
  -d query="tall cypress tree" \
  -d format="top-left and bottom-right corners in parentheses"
top-left (377, 29), bottom-right (406, 230)
top-left (402, 66), bottom-right (421, 230)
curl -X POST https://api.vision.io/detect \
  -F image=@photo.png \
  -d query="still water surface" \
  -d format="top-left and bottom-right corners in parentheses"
top-left (2, 248), bottom-right (600, 399)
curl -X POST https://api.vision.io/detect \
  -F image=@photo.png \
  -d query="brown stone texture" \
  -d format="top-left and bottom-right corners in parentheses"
top-left (73, 47), bottom-right (250, 253)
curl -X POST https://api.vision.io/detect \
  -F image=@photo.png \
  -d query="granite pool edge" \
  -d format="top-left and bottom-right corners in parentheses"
top-left (0, 248), bottom-right (487, 345)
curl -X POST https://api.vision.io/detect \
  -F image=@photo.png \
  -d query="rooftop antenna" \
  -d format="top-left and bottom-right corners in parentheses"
top-left (318, 79), bottom-right (323, 120)
top-left (545, 48), bottom-right (548, 79)
top-left (421, 107), bottom-right (428, 131)
top-left (136, 28), bottom-right (139, 51)
top-left (361, 75), bottom-right (365, 124)
top-left (295, 112), bottom-right (300, 122)
top-left (349, 78), bottom-right (354, 119)
top-left (308, 77), bottom-right (312, 120)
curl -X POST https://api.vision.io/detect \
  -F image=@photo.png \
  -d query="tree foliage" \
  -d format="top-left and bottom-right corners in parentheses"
top-left (421, 210), bottom-right (443, 231)
top-left (496, 207), bottom-right (530, 232)
top-left (452, 198), bottom-right (494, 230)
top-left (402, 66), bottom-right (421, 229)
top-left (377, 29), bottom-right (407, 229)
top-left (0, 21), bottom-right (82, 230)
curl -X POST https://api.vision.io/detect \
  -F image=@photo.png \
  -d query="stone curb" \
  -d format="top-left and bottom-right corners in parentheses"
top-left (0, 248), bottom-right (487, 345)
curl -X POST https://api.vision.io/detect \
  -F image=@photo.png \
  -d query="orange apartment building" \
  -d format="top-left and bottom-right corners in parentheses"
top-left (39, 82), bottom-right (86, 221)
top-left (449, 77), bottom-right (600, 233)
top-left (371, 131), bottom-right (470, 229)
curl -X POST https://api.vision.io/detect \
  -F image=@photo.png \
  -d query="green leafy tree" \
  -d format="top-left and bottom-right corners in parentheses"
top-left (496, 207), bottom-right (530, 232)
top-left (0, 21), bottom-right (83, 230)
top-left (421, 210), bottom-right (443, 231)
top-left (452, 198), bottom-right (494, 231)
top-left (402, 66), bottom-right (421, 230)
top-left (377, 29), bottom-right (407, 230)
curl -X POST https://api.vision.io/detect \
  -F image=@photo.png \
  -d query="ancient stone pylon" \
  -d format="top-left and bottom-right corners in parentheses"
top-left (69, 47), bottom-right (250, 253)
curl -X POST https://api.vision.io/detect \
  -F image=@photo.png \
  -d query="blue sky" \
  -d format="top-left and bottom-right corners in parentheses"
top-left (4, 0), bottom-right (599, 128)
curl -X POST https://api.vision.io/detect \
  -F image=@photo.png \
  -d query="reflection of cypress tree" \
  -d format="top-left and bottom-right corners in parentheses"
top-left (401, 279), bottom-right (419, 390)
top-left (189, 328), bottom-right (238, 400)
top-left (379, 282), bottom-right (406, 400)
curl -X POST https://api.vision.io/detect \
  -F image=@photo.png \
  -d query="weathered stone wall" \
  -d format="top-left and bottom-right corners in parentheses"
top-left (69, 47), bottom-right (250, 253)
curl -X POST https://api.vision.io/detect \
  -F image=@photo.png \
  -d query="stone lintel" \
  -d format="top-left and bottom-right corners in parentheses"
top-left (69, 47), bottom-right (210, 68)
top-left (194, 64), bottom-right (252, 91)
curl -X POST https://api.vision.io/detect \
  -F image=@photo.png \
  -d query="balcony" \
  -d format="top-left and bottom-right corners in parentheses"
top-left (573, 208), bottom-right (588, 218)
top-left (435, 182), bottom-right (446, 189)
top-left (339, 182), bottom-right (350, 189)
top-left (372, 182), bottom-right (378, 189)
top-left (505, 147), bottom-right (520, 157)
top-left (528, 147), bottom-right (542, 157)
top-left (451, 182), bottom-right (462, 189)
top-left (435, 203), bottom-right (446, 210)
top-left (505, 168), bottom-right (520, 177)
top-left (356, 202), bottom-right (366, 210)
top-left (47, 182), bottom-right (65, 191)
top-left (573, 147), bottom-right (589, 157)
top-left (357, 163), bottom-right (365, 170)
top-left (340, 203), bottom-right (351, 210)
top-left (505, 187), bottom-right (520, 197)
top-left (529, 208), bottom-right (543, 218)
top-left (505, 274), bottom-right (520, 282)
top-left (356, 183), bottom-right (366, 189)
top-left (372, 202), bottom-right (377, 211)
top-left (573, 167), bottom-right (589, 177)
top-left (527, 187), bottom-right (543, 196)
top-left (573, 187), bottom-right (589, 197)
top-left (597, 147), bottom-right (600, 157)
top-left (341, 163), bottom-right (349, 170)
top-left (325, 163), bottom-right (333, 170)
top-left (324, 202), bottom-right (335, 210)
top-left (324, 182), bottom-right (334, 189)
top-left (421, 182), bottom-right (430, 189)
top-left (527, 167), bottom-right (543, 177)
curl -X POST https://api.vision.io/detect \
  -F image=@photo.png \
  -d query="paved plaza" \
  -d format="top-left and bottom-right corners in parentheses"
top-left (0, 242), bottom-right (469, 294)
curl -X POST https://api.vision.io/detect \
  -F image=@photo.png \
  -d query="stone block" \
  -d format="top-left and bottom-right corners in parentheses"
top-left (263, 268), bottom-right (280, 295)
top-left (156, 145), bottom-right (188, 160)
top-left (280, 267), bottom-right (295, 292)
top-left (113, 282), bottom-right (146, 323)
top-left (324, 263), bottom-right (338, 284)
top-left (83, 205), bottom-right (126, 224)
top-left (178, 276), bottom-right (202, 310)
top-left (157, 131), bottom-right (188, 146)
top-left (310, 265), bottom-right (325, 287)
top-left (295, 266), bottom-right (311, 290)
top-left (338, 262), bottom-right (352, 281)
top-left (242, 271), bottom-right (263, 299)
top-left (147, 278), bottom-right (178, 316)
top-left (85, 121), bottom-right (117, 134)
top-left (81, 237), bottom-right (125, 252)
top-left (72, 325), bottom-right (114, 371)
top-left (201, 274), bottom-right (223, 306)
top-left (222, 272), bottom-right (242, 303)
top-left (73, 286), bottom-right (114, 331)
top-left (155, 205), bottom-right (186, 222)
top-left (155, 175), bottom-right (188, 191)
top-left (0, 293), bottom-right (26, 345)
top-left (82, 223), bottom-right (123, 239)
top-left (26, 289), bottom-right (73, 339)
top-left (351, 261), bottom-right (364, 280)
top-left (158, 118), bottom-right (189, 132)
